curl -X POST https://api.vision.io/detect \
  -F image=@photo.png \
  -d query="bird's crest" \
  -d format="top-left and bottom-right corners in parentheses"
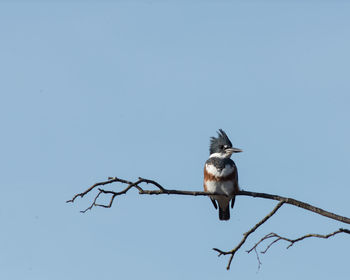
top-left (209, 129), bottom-right (233, 154)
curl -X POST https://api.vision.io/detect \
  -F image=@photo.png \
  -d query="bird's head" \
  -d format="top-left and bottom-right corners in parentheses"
top-left (209, 129), bottom-right (242, 158)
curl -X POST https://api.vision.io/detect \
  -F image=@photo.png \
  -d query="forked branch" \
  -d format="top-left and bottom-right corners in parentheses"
top-left (213, 201), bottom-right (285, 270)
top-left (67, 176), bottom-right (350, 270)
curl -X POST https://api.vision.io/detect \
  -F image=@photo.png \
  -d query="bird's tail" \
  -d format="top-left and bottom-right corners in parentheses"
top-left (219, 206), bottom-right (230, 221)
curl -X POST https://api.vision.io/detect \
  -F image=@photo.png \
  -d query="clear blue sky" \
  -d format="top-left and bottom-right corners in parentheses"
top-left (1, 1), bottom-right (349, 279)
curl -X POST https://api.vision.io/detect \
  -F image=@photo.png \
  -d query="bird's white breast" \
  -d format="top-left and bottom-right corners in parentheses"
top-left (205, 180), bottom-right (234, 196)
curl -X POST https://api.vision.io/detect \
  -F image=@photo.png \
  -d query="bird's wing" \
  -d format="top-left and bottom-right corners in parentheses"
top-left (231, 196), bottom-right (235, 208)
top-left (210, 198), bottom-right (218, 209)
top-left (231, 164), bottom-right (239, 208)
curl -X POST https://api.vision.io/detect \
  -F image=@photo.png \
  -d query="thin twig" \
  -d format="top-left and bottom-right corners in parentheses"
top-left (247, 228), bottom-right (350, 255)
top-left (253, 247), bottom-right (262, 271)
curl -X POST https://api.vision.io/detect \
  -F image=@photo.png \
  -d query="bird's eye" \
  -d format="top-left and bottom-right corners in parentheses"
top-left (224, 145), bottom-right (228, 149)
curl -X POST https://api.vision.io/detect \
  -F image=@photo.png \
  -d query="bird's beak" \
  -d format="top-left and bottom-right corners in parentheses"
top-left (226, 147), bottom-right (243, 154)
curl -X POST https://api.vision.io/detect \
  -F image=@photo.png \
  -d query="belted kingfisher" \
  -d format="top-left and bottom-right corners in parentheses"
top-left (203, 129), bottom-right (242, 221)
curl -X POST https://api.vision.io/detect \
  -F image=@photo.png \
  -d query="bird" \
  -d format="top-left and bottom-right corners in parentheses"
top-left (203, 129), bottom-right (242, 221)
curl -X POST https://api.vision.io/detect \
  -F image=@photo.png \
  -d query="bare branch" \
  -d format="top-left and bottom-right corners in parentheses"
top-left (238, 190), bottom-right (350, 225)
top-left (213, 201), bottom-right (285, 270)
top-left (67, 177), bottom-right (230, 212)
top-left (67, 176), bottom-right (350, 225)
top-left (247, 228), bottom-right (350, 255)
top-left (67, 176), bottom-right (350, 270)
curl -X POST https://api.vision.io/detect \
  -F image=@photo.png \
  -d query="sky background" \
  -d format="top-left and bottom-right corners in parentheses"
top-left (1, 1), bottom-right (350, 279)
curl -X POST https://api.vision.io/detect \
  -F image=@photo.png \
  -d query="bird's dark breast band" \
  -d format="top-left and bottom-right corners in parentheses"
top-left (206, 157), bottom-right (234, 171)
